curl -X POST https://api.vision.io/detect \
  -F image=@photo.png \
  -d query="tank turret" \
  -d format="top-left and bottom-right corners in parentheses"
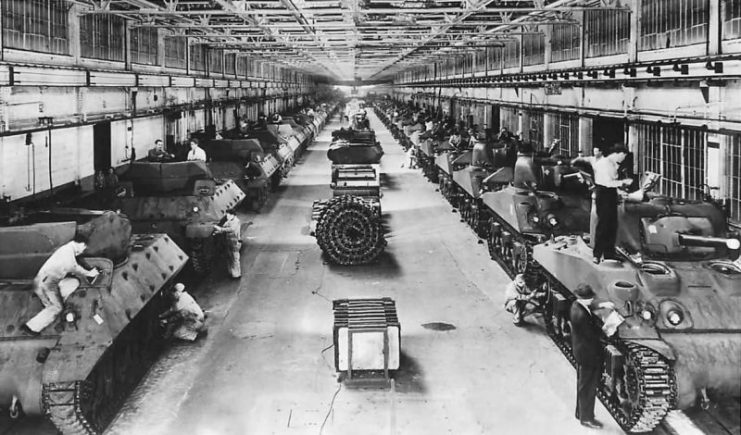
top-left (532, 177), bottom-right (741, 432)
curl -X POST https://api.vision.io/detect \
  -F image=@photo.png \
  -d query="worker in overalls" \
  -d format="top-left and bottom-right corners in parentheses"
top-left (23, 237), bottom-right (99, 335)
top-left (159, 283), bottom-right (206, 341)
top-left (213, 209), bottom-right (243, 279)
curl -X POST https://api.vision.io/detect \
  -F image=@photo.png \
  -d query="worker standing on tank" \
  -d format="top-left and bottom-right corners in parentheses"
top-left (570, 283), bottom-right (614, 429)
top-left (187, 138), bottom-right (207, 162)
top-left (23, 236), bottom-right (100, 335)
top-left (159, 283), bottom-right (206, 341)
top-left (503, 274), bottom-right (545, 325)
top-left (592, 145), bottom-right (632, 264)
top-left (212, 209), bottom-right (242, 279)
top-left (572, 147), bottom-right (604, 245)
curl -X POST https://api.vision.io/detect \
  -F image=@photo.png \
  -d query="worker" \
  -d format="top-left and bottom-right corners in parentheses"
top-left (187, 138), bottom-right (207, 162)
top-left (592, 145), bottom-right (632, 263)
top-left (23, 237), bottom-right (100, 335)
top-left (497, 127), bottom-right (512, 142)
top-left (159, 283), bottom-right (206, 341)
top-left (104, 168), bottom-right (119, 190)
top-left (572, 147), bottom-right (604, 245)
top-left (212, 209), bottom-right (242, 279)
top-left (147, 139), bottom-right (175, 162)
top-left (448, 129), bottom-right (462, 151)
top-left (503, 274), bottom-right (545, 325)
top-left (570, 283), bottom-right (614, 429)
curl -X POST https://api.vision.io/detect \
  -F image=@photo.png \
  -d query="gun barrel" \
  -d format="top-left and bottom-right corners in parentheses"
top-left (677, 233), bottom-right (741, 250)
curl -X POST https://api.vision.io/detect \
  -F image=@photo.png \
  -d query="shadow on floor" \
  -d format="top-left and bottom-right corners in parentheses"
top-left (393, 350), bottom-right (427, 394)
top-left (325, 249), bottom-right (401, 278)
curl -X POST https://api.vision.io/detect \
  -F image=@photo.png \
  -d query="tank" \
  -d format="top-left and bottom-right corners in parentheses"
top-left (482, 153), bottom-right (591, 276)
top-left (115, 161), bottom-right (245, 274)
top-left (202, 138), bottom-right (280, 211)
top-left (449, 139), bottom-right (516, 236)
top-left (532, 184), bottom-right (741, 432)
top-left (242, 129), bottom-right (294, 187)
top-left (327, 129), bottom-right (383, 202)
top-left (0, 210), bottom-right (188, 434)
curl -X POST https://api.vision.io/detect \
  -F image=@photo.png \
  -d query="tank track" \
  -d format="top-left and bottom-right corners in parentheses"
top-left (541, 271), bottom-right (676, 433)
top-left (315, 195), bottom-right (386, 265)
top-left (42, 290), bottom-right (170, 434)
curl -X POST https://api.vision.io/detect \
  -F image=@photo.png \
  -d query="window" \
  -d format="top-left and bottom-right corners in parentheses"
top-left (637, 123), bottom-right (706, 200)
top-left (237, 56), bottom-right (248, 78)
top-left (164, 35), bottom-right (186, 69)
top-left (523, 33), bottom-right (544, 66)
top-left (2, 0), bottom-right (69, 54)
top-left (527, 111), bottom-right (544, 149)
top-left (640, 0), bottom-right (708, 50)
top-left (80, 14), bottom-right (125, 61)
top-left (552, 112), bottom-right (579, 156)
top-left (724, 0), bottom-right (741, 40)
top-left (585, 9), bottom-right (630, 57)
top-left (208, 48), bottom-right (223, 74)
top-left (499, 107), bottom-right (520, 134)
top-left (503, 38), bottom-right (520, 68)
top-left (551, 24), bottom-right (580, 62)
top-left (225, 53), bottom-right (236, 76)
top-left (727, 135), bottom-right (741, 225)
top-left (190, 43), bottom-right (207, 72)
top-left (130, 26), bottom-right (158, 65)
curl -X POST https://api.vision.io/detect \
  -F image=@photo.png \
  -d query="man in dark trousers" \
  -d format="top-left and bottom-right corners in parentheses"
top-left (570, 283), bottom-right (606, 429)
top-left (592, 145), bottom-right (632, 263)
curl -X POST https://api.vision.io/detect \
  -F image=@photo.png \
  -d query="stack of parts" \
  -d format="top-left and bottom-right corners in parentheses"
top-left (314, 196), bottom-right (386, 265)
top-left (333, 298), bottom-right (400, 375)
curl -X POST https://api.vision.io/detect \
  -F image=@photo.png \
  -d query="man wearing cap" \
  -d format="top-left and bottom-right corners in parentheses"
top-left (570, 283), bottom-right (614, 429)
top-left (159, 283), bottom-right (206, 341)
top-left (503, 274), bottom-right (545, 325)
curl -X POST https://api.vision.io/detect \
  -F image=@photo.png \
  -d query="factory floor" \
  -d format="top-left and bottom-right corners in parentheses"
top-left (103, 111), bottom-right (625, 435)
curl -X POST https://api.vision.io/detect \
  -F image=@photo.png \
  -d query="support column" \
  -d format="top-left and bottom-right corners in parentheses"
top-left (627, 124), bottom-right (640, 175)
top-left (708, 0), bottom-right (721, 55)
top-left (578, 116), bottom-right (593, 154)
top-left (543, 112), bottom-right (555, 149)
top-left (519, 110), bottom-right (531, 142)
top-left (543, 24), bottom-right (552, 69)
top-left (628, 0), bottom-right (640, 63)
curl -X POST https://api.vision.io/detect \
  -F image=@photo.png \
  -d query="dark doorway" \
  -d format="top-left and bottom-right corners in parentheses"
top-left (593, 116), bottom-right (625, 151)
top-left (490, 105), bottom-right (500, 132)
top-left (93, 121), bottom-right (111, 171)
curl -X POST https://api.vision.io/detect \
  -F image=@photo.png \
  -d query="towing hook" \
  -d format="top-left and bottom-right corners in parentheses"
top-left (699, 388), bottom-right (712, 410)
top-left (9, 395), bottom-right (21, 419)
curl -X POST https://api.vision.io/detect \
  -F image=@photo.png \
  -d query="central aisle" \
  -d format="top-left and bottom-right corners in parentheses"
top-left (107, 111), bottom-right (624, 435)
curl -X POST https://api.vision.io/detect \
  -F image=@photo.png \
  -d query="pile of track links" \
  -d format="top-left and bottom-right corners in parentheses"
top-left (313, 195), bottom-right (386, 265)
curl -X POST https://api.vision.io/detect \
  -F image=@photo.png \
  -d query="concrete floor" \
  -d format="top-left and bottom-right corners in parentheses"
top-left (102, 111), bottom-right (627, 435)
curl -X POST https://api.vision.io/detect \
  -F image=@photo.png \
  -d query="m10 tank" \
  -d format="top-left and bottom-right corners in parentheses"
top-left (243, 129), bottom-right (294, 188)
top-left (115, 161), bottom-right (245, 274)
top-left (0, 210), bottom-right (188, 434)
top-left (327, 129), bottom-right (384, 201)
top-left (533, 186), bottom-right (741, 433)
top-left (202, 138), bottom-right (280, 211)
top-left (483, 153), bottom-right (591, 276)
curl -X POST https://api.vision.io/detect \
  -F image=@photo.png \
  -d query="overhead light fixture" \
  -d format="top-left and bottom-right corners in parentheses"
top-left (623, 67), bottom-right (636, 77)
top-left (603, 69), bottom-right (615, 78)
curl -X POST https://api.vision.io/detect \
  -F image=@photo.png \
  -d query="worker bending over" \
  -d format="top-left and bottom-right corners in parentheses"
top-left (213, 209), bottom-right (243, 279)
top-left (24, 237), bottom-right (100, 335)
top-left (159, 283), bottom-right (206, 341)
top-left (503, 274), bottom-right (545, 326)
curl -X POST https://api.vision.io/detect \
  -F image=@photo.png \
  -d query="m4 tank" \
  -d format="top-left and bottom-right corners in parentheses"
top-left (533, 191), bottom-right (741, 433)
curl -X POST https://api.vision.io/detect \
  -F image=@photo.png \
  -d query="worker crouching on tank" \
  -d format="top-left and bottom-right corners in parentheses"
top-left (503, 274), bottom-right (545, 326)
top-left (212, 209), bottom-right (242, 279)
top-left (159, 283), bottom-right (206, 341)
top-left (23, 236), bottom-right (100, 335)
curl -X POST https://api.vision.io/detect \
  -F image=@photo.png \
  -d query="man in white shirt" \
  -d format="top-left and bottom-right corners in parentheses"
top-left (187, 138), bottom-right (207, 162)
top-left (572, 147), bottom-right (605, 245)
top-left (592, 146), bottom-right (632, 263)
top-left (159, 283), bottom-right (206, 341)
top-left (24, 238), bottom-right (100, 334)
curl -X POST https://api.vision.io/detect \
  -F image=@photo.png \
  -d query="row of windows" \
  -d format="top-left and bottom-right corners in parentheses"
top-left (404, 0), bottom-right (741, 80)
top-left (1, 1), bottom-right (303, 81)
